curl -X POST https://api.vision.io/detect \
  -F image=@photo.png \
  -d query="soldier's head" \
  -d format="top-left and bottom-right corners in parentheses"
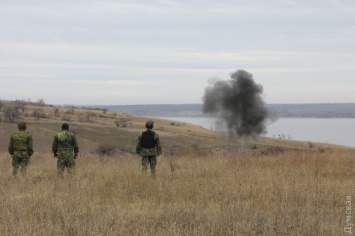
top-left (18, 121), bottom-right (27, 130)
top-left (62, 123), bottom-right (69, 130)
top-left (145, 120), bottom-right (154, 129)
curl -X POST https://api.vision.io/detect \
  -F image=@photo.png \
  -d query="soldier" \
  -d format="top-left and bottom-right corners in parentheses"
top-left (8, 121), bottom-right (34, 176)
top-left (136, 120), bottom-right (162, 178)
top-left (52, 123), bottom-right (79, 176)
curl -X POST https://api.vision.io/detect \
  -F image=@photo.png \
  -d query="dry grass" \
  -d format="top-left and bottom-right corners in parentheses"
top-left (1, 102), bottom-right (355, 235)
top-left (0, 149), bottom-right (354, 236)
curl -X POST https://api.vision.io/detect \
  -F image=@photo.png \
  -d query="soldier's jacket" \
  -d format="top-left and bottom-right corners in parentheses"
top-left (8, 130), bottom-right (33, 156)
top-left (52, 130), bottom-right (79, 158)
top-left (136, 129), bottom-right (162, 157)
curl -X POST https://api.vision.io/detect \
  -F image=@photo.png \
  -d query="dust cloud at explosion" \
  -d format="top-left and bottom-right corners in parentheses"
top-left (202, 70), bottom-right (272, 138)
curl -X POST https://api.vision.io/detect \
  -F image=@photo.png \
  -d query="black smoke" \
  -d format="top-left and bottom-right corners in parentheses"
top-left (202, 70), bottom-right (272, 137)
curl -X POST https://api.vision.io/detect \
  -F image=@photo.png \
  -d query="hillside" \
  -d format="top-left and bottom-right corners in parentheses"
top-left (0, 102), bottom-right (232, 153)
top-left (1, 100), bottom-right (353, 155)
top-left (0, 101), bottom-right (222, 155)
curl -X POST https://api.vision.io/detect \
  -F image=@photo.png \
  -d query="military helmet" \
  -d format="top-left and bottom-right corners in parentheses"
top-left (18, 121), bottom-right (27, 130)
top-left (62, 123), bottom-right (69, 130)
top-left (145, 120), bottom-right (154, 129)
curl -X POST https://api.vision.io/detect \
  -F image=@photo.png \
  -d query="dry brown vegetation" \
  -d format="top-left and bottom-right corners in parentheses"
top-left (0, 150), bottom-right (354, 235)
top-left (0, 100), bottom-right (222, 154)
top-left (1, 101), bottom-right (355, 235)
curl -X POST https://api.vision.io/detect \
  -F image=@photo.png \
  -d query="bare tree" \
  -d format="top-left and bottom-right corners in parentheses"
top-left (84, 112), bottom-right (95, 122)
top-left (20, 104), bottom-right (25, 114)
top-left (54, 108), bottom-right (60, 117)
top-left (0, 100), bottom-right (4, 111)
top-left (37, 98), bottom-right (46, 106)
top-left (3, 105), bottom-right (21, 123)
top-left (13, 100), bottom-right (26, 114)
top-left (0, 100), bottom-right (4, 121)
top-left (32, 109), bottom-right (44, 120)
top-left (65, 105), bottom-right (75, 115)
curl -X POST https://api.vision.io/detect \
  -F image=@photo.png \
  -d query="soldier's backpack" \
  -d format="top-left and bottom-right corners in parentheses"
top-left (57, 130), bottom-right (70, 142)
top-left (12, 131), bottom-right (29, 151)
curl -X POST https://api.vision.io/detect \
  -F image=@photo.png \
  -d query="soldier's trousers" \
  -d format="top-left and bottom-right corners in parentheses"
top-left (142, 156), bottom-right (157, 176)
top-left (12, 151), bottom-right (30, 175)
top-left (57, 157), bottom-right (76, 176)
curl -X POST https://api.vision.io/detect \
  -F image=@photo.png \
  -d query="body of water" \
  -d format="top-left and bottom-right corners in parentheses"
top-left (161, 117), bottom-right (355, 147)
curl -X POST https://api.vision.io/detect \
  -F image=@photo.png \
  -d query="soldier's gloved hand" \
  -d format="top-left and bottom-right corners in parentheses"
top-left (74, 153), bottom-right (78, 159)
top-left (54, 153), bottom-right (57, 158)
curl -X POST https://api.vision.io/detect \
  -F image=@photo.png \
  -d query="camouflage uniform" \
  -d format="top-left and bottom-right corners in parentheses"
top-left (136, 121), bottom-right (162, 177)
top-left (52, 123), bottom-right (79, 176)
top-left (8, 122), bottom-right (34, 175)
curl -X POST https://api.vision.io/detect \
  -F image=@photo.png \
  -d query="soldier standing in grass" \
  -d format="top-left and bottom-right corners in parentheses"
top-left (8, 121), bottom-right (34, 176)
top-left (52, 123), bottom-right (79, 176)
top-left (136, 120), bottom-right (162, 178)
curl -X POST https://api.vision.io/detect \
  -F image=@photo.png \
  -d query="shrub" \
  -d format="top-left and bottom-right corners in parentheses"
top-left (115, 118), bottom-right (129, 128)
top-left (95, 144), bottom-right (119, 156)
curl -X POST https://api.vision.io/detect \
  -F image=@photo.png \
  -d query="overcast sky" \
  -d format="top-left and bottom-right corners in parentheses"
top-left (1, 0), bottom-right (354, 105)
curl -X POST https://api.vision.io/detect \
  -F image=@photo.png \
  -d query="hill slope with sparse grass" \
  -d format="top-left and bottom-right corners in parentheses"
top-left (0, 100), bottom-right (355, 235)
top-left (1, 100), bottom-right (351, 155)
top-left (0, 100), bottom-right (225, 155)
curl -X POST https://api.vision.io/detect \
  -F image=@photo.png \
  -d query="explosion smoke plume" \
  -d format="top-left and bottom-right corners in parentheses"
top-left (202, 70), bottom-right (272, 137)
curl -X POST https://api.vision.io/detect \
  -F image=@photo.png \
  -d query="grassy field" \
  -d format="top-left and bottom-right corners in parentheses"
top-left (1, 101), bottom-right (355, 235)
top-left (0, 149), bottom-right (354, 236)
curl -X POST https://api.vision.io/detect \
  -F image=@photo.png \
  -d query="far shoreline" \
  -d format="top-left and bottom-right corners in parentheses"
top-left (88, 103), bottom-right (355, 119)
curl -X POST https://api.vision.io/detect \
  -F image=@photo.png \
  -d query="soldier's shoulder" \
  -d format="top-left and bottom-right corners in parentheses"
top-left (11, 131), bottom-right (18, 135)
top-left (11, 130), bottom-right (22, 137)
top-left (10, 132), bottom-right (17, 139)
